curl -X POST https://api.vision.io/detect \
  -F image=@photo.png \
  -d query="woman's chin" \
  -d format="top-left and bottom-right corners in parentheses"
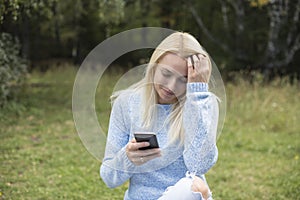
top-left (158, 95), bottom-right (176, 104)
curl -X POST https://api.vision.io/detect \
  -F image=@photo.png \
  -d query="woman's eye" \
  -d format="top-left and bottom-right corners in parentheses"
top-left (161, 70), bottom-right (171, 77)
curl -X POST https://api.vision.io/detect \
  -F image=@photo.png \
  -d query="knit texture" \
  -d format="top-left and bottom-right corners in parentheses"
top-left (100, 82), bottom-right (219, 200)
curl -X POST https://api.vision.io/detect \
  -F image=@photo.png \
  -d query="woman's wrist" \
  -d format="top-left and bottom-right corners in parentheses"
top-left (187, 82), bottom-right (208, 93)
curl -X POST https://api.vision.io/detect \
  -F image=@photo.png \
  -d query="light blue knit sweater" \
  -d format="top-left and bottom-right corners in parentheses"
top-left (100, 82), bottom-right (219, 200)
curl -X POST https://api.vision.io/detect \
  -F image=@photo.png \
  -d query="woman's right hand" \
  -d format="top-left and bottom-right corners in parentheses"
top-left (126, 139), bottom-right (161, 166)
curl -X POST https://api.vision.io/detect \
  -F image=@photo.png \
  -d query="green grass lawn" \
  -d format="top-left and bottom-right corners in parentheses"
top-left (1, 66), bottom-right (299, 199)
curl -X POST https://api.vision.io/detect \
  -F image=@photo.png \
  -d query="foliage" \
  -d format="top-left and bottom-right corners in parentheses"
top-left (0, 0), bottom-right (58, 23)
top-left (0, 32), bottom-right (27, 107)
top-left (188, 0), bottom-right (300, 75)
top-left (249, 0), bottom-right (270, 7)
top-left (209, 75), bottom-right (300, 199)
top-left (99, 0), bottom-right (125, 25)
top-left (0, 0), bottom-right (126, 63)
top-left (0, 0), bottom-right (299, 78)
top-left (1, 67), bottom-right (299, 199)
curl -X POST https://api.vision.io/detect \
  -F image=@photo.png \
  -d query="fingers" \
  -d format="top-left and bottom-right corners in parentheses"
top-left (187, 57), bottom-right (193, 79)
top-left (192, 54), bottom-right (207, 70)
top-left (192, 54), bottom-right (200, 68)
top-left (133, 150), bottom-right (161, 165)
top-left (129, 149), bottom-right (161, 166)
top-left (126, 139), bottom-right (161, 166)
top-left (127, 140), bottom-right (150, 151)
top-left (191, 176), bottom-right (209, 199)
top-left (129, 147), bottom-right (161, 158)
top-left (187, 56), bottom-right (193, 68)
top-left (139, 152), bottom-right (161, 163)
top-left (187, 53), bottom-right (210, 83)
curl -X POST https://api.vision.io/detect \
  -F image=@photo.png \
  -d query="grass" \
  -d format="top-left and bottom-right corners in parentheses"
top-left (0, 66), bottom-right (299, 199)
top-left (210, 79), bottom-right (300, 199)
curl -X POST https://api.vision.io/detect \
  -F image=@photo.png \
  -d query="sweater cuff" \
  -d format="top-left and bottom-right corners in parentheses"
top-left (187, 82), bottom-right (208, 93)
top-left (120, 146), bottom-right (136, 171)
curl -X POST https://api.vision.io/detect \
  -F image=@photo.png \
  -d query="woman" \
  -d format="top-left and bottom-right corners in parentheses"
top-left (100, 32), bottom-right (219, 200)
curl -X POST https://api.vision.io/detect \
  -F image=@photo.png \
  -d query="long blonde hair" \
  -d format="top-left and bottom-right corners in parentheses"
top-left (112, 32), bottom-right (212, 145)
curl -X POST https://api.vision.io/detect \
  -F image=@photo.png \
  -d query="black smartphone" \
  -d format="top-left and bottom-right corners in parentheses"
top-left (134, 132), bottom-right (159, 150)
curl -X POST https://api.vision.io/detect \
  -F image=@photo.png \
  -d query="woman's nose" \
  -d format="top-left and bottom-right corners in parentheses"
top-left (167, 78), bottom-right (177, 92)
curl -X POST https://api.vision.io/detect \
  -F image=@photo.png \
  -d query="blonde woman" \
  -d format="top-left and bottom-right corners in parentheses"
top-left (100, 32), bottom-right (219, 200)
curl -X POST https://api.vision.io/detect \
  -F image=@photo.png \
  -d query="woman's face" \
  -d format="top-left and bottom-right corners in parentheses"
top-left (153, 53), bottom-right (188, 104)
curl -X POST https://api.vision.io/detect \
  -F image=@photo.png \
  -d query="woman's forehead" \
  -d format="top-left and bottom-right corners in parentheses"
top-left (157, 53), bottom-right (187, 77)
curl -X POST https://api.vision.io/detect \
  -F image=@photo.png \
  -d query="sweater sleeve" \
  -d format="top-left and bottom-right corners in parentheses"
top-left (100, 94), bottom-right (135, 188)
top-left (183, 82), bottom-right (219, 176)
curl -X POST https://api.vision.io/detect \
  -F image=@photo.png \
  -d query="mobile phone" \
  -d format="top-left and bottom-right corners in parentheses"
top-left (134, 132), bottom-right (159, 150)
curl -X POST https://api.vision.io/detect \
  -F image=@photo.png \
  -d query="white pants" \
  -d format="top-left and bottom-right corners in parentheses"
top-left (157, 172), bottom-right (212, 200)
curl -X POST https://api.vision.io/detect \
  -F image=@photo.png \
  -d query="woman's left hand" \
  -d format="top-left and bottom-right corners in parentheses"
top-left (191, 176), bottom-right (209, 199)
top-left (187, 54), bottom-right (211, 83)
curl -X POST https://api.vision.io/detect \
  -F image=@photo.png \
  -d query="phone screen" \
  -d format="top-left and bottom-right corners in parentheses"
top-left (134, 132), bottom-right (159, 150)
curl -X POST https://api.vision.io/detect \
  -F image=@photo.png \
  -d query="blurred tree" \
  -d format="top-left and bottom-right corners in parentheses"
top-left (0, 32), bottom-right (27, 106)
top-left (99, 0), bottom-right (125, 37)
top-left (1, 0), bottom-right (299, 79)
top-left (0, 0), bottom-right (125, 66)
top-left (187, 0), bottom-right (299, 79)
top-left (259, 0), bottom-right (300, 79)
top-left (1, 0), bottom-right (51, 59)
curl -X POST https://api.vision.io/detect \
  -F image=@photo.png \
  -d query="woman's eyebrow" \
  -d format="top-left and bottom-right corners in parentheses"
top-left (160, 67), bottom-right (172, 74)
top-left (161, 67), bottom-right (187, 79)
top-left (161, 67), bottom-right (170, 72)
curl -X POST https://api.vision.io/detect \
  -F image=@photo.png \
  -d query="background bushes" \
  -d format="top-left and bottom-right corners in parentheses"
top-left (0, 32), bottom-right (27, 107)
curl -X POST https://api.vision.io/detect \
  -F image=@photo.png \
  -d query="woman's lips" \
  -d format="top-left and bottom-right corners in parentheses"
top-left (162, 87), bottom-right (174, 96)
